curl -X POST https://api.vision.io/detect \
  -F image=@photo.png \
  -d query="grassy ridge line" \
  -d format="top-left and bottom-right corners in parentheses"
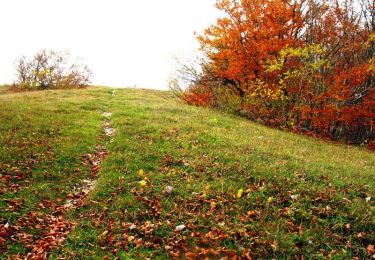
top-left (0, 88), bottom-right (113, 256)
top-left (56, 88), bottom-right (374, 258)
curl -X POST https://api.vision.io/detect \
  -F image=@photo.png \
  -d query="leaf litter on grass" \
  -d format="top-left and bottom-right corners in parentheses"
top-left (1, 109), bottom-right (114, 258)
top-left (4, 88), bottom-right (374, 259)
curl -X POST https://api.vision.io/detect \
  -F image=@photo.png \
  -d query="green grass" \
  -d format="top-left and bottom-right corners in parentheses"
top-left (0, 87), bottom-right (110, 255)
top-left (1, 87), bottom-right (374, 258)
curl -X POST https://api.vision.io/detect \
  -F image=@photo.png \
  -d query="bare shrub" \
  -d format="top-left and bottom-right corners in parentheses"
top-left (14, 50), bottom-right (91, 90)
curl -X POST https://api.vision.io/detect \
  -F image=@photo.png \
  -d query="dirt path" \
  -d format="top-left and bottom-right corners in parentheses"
top-left (25, 111), bottom-right (114, 259)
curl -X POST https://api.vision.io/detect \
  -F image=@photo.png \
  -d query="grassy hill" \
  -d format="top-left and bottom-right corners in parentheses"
top-left (0, 87), bottom-right (374, 258)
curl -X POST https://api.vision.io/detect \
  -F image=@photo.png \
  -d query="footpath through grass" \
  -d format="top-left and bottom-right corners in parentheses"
top-left (0, 87), bottom-right (374, 258)
top-left (0, 87), bottom-right (110, 256)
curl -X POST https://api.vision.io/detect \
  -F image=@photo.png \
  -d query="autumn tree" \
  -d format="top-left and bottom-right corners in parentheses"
top-left (15, 50), bottom-right (92, 90)
top-left (181, 0), bottom-right (375, 147)
top-left (197, 0), bottom-right (305, 95)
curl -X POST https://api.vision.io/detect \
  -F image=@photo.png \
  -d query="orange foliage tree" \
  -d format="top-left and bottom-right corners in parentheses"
top-left (182, 0), bottom-right (375, 147)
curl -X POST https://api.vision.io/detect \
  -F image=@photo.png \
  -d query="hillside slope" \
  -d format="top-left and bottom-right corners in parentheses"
top-left (0, 87), bottom-right (374, 258)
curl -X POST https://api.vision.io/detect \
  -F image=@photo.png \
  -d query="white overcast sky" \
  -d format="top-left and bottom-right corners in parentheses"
top-left (0, 0), bottom-right (221, 89)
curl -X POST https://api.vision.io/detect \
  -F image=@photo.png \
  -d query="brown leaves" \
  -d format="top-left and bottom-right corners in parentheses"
top-left (1, 122), bottom-right (111, 258)
top-left (162, 154), bottom-right (184, 167)
top-left (141, 221), bottom-right (156, 235)
top-left (4, 199), bottom-right (23, 212)
top-left (367, 245), bottom-right (375, 255)
top-left (66, 193), bottom-right (74, 199)
top-left (0, 223), bottom-right (15, 246)
top-left (26, 215), bottom-right (74, 258)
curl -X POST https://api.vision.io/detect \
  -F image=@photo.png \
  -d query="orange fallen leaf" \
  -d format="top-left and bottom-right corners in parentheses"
top-left (367, 244), bottom-right (375, 255)
top-left (247, 210), bottom-right (256, 217)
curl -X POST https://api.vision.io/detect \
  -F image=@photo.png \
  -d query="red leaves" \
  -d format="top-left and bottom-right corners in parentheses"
top-left (0, 223), bottom-right (15, 246)
top-left (0, 211), bottom-right (74, 258)
top-left (0, 116), bottom-right (112, 258)
top-left (186, 0), bottom-right (375, 147)
top-left (26, 215), bottom-right (74, 258)
top-left (20, 143), bottom-right (109, 258)
top-left (368, 141), bottom-right (375, 151)
top-left (4, 199), bottom-right (23, 212)
top-left (199, 0), bottom-right (301, 84)
top-left (182, 91), bottom-right (212, 107)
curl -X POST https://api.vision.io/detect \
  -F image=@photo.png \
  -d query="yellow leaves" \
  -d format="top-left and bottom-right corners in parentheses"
top-left (267, 57), bottom-right (283, 72)
top-left (369, 58), bottom-right (375, 76)
top-left (246, 79), bottom-right (287, 101)
top-left (280, 44), bottom-right (325, 60)
top-left (100, 230), bottom-right (109, 238)
top-left (137, 169), bottom-right (149, 188)
top-left (236, 189), bottom-right (244, 199)
top-left (139, 180), bottom-right (147, 188)
top-left (138, 169), bottom-right (144, 177)
top-left (369, 33), bottom-right (375, 42)
top-left (268, 44), bottom-right (329, 82)
top-left (267, 197), bottom-right (274, 203)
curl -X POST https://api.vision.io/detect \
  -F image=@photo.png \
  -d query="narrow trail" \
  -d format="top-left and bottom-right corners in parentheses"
top-left (64, 112), bottom-right (113, 209)
top-left (26, 111), bottom-right (114, 259)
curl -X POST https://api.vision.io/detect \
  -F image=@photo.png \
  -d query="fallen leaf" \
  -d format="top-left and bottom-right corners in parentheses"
top-left (101, 230), bottom-right (109, 237)
top-left (247, 210), bottom-right (256, 217)
top-left (236, 189), bottom-right (244, 199)
top-left (139, 180), bottom-right (147, 187)
top-left (367, 245), bottom-right (375, 255)
top-left (185, 252), bottom-right (197, 258)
